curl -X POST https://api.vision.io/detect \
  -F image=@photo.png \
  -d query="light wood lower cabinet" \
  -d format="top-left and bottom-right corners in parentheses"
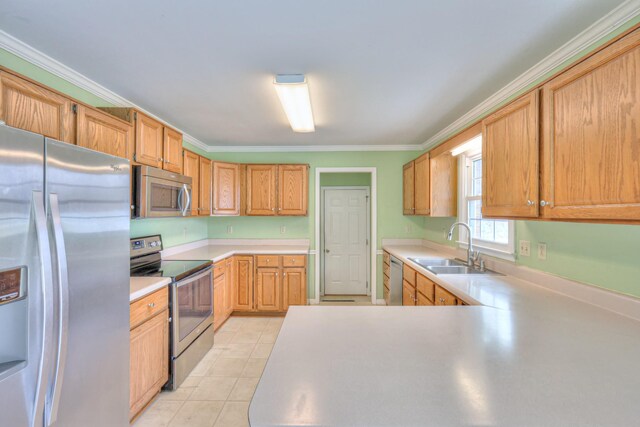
top-left (402, 280), bottom-right (416, 306)
top-left (434, 284), bottom-right (458, 306)
top-left (129, 288), bottom-right (169, 421)
top-left (213, 272), bottom-right (226, 330)
top-left (232, 254), bottom-right (306, 313)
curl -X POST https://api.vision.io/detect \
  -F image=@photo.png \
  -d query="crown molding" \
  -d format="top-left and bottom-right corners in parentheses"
top-left (0, 29), bottom-right (211, 152)
top-left (206, 144), bottom-right (422, 153)
top-left (421, 0), bottom-right (640, 151)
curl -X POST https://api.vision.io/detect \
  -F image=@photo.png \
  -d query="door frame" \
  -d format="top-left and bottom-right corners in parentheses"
top-left (320, 186), bottom-right (371, 297)
top-left (314, 167), bottom-right (377, 305)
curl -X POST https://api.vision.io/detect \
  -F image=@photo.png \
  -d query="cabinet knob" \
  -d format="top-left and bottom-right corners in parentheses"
top-left (527, 200), bottom-right (535, 206)
top-left (148, 302), bottom-right (155, 308)
top-left (540, 200), bottom-right (548, 207)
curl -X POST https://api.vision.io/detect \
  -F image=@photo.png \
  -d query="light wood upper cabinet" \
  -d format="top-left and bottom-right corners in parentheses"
top-left (282, 267), bottom-right (306, 311)
top-left (0, 71), bottom-right (75, 144)
top-left (162, 127), bottom-right (183, 173)
top-left (183, 150), bottom-right (200, 216)
top-left (255, 268), bottom-right (281, 312)
top-left (278, 164), bottom-right (308, 215)
top-left (541, 30), bottom-right (640, 221)
top-left (482, 90), bottom-right (539, 218)
top-left (234, 256), bottom-right (254, 311)
top-left (403, 161), bottom-right (415, 215)
top-left (213, 161), bottom-right (241, 215)
top-left (430, 152), bottom-right (457, 217)
top-left (414, 153), bottom-right (430, 215)
top-left (246, 164), bottom-right (278, 215)
top-left (75, 105), bottom-right (132, 160)
top-left (134, 112), bottom-right (164, 168)
top-left (199, 157), bottom-right (212, 216)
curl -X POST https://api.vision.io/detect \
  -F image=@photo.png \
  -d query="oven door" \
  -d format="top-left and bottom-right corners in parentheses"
top-left (172, 267), bottom-right (213, 356)
top-left (139, 175), bottom-right (191, 218)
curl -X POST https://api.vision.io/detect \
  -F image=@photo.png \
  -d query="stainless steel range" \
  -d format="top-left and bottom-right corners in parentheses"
top-left (130, 235), bottom-right (214, 390)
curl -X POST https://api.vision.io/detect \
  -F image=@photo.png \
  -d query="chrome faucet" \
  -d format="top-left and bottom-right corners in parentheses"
top-left (447, 222), bottom-right (478, 267)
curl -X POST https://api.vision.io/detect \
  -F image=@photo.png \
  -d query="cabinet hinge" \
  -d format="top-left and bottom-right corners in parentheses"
top-left (72, 104), bottom-right (78, 114)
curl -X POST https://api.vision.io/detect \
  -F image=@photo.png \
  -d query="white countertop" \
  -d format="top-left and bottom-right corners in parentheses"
top-left (249, 245), bottom-right (640, 426)
top-left (164, 244), bottom-right (309, 263)
top-left (129, 277), bottom-right (171, 302)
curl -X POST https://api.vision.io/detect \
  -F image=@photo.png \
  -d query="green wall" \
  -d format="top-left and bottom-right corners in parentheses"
top-left (320, 172), bottom-right (371, 187)
top-left (421, 15), bottom-right (640, 299)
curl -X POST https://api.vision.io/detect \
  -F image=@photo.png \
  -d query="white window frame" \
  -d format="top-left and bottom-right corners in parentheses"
top-left (457, 150), bottom-right (515, 261)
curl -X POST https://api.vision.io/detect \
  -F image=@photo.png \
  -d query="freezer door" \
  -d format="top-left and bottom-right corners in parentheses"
top-left (45, 140), bottom-right (130, 427)
top-left (0, 126), bottom-right (54, 427)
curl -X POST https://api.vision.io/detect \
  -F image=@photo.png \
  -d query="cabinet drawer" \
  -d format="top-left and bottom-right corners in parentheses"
top-left (213, 261), bottom-right (226, 278)
top-left (256, 255), bottom-right (280, 267)
top-left (434, 285), bottom-right (457, 306)
top-left (383, 284), bottom-right (390, 305)
top-left (402, 280), bottom-right (416, 306)
top-left (383, 251), bottom-right (390, 266)
top-left (403, 265), bottom-right (416, 286)
top-left (130, 287), bottom-right (168, 329)
top-left (383, 272), bottom-right (390, 288)
top-left (383, 262), bottom-right (391, 278)
top-left (282, 255), bottom-right (306, 267)
top-left (416, 274), bottom-right (434, 303)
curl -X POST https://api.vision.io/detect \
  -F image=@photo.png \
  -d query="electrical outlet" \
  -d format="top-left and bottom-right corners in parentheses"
top-left (405, 225), bottom-right (412, 233)
top-left (519, 240), bottom-right (530, 257)
top-left (183, 227), bottom-right (188, 238)
top-left (227, 225), bottom-right (233, 234)
top-left (538, 243), bottom-right (547, 260)
top-left (280, 226), bottom-right (286, 234)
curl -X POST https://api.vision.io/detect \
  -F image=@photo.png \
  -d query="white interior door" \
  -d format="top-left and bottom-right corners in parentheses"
top-left (323, 188), bottom-right (369, 295)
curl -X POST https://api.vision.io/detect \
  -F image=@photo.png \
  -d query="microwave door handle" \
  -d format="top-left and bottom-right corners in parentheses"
top-left (177, 185), bottom-right (184, 214)
top-left (31, 191), bottom-right (55, 427)
top-left (183, 184), bottom-right (191, 216)
top-left (45, 194), bottom-right (69, 427)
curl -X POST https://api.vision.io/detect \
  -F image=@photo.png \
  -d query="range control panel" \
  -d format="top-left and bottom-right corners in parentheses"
top-left (130, 235), bottom-right (163, 257)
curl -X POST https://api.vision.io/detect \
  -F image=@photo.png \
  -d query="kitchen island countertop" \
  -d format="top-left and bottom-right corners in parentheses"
top-left (249, 245), bottom-right (640, 426)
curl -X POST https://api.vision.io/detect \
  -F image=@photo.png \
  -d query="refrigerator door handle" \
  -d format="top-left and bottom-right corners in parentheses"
top-left (45, 194), bottom-right (69, 427)
top-left (31, 191), bottom-right (55, 427)
top-left (183, 184), bottom-right (191, 216)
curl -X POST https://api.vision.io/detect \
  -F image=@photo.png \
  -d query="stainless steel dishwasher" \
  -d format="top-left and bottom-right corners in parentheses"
top-left (389, 256), bottom-right (403, 305)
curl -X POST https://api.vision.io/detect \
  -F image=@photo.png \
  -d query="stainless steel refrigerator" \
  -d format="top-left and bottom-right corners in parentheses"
top-left (0, 125), bottom-right (130, 426)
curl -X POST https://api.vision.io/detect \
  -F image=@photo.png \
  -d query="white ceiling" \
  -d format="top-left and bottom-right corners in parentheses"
top-left (0, 0), bottom-right (629, 147)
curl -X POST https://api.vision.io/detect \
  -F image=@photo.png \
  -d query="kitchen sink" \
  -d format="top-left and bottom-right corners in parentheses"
top-left (408, 257), bottom-right (502, 275)
top-left (408, 258), bottom-right (464, 268)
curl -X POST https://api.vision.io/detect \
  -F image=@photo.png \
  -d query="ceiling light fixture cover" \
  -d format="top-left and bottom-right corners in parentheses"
top-left (273, 74), bottom-right (315, 133)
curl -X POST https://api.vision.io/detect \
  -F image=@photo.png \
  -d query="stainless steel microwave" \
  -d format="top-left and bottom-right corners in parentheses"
top-left (134, 165), bottom-right (192, 218)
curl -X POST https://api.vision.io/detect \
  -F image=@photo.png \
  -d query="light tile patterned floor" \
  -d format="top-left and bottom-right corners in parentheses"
top-left (134, 316), bottom-right (283, 427)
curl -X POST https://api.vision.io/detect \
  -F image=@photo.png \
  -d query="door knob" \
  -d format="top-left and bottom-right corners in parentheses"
top-left (325, 249), bottom-right (330, 253)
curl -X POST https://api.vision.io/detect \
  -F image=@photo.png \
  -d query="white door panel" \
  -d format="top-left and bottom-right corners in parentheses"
top-left (323, 188), bottom-right (368, 295)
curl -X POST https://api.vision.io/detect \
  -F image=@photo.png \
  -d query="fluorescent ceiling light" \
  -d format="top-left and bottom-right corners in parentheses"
top-left (451, 134), bottom-right (482, 156)
top-left (273, 74), bottom-right (315, 133)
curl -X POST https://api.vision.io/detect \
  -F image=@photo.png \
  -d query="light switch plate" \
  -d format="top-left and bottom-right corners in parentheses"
top-left (538, 243), bottom-right (547, 260)
top-left (519, 240), bottom-right (530, 257)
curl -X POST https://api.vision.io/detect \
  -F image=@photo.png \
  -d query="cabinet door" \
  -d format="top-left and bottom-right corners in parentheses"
top-left (213, 273), bottom-right (226, 330)
top-left (414, 153), bottom-right (430, 215)
top-left (76, 105), bottom-right (132, 160)
top-left (256, 268), bottom-right (281, 312)
top-left (430, 152), bottom-right (457, 217)
top-left (434, 285), bottom-right (458, 306)
top-left (183, 150), bottom-right (200, 216)
top-left (129, 310), bottom-right (169, 420)
top-left (163, 127), bottom-right (183, 173)
top-left (278, 164), bottom-right (308, 215)
top-left (416, 291), bottom-right (434, 306)
top-left (234, 256), bottom-right (254, 311)
top-left (246, 164), bottom-right (278, 215)
top-left (282, 267), bottom-right (306, 311)
top-left (0, 71), bottom-right (75, 143)
top-left (541, 30), bottom-right (640, 220)
top-left (199, 157), bottom-right (212, 216)
top-left (225, 257), bottom-right (234, 316)
top-left (482, 91), bottom-right (539, 218)
top-left (134, 112), bottom-right (163, 168)
top-left (403, 161), bottom-right (415, 215)
top-left (402, 280), bottom-right (415, 306)
top-left (212, 161), bottom-right (240, 215)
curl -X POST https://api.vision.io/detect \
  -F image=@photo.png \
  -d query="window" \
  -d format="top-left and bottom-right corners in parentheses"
top-left (458, 138), bottom-right (514, 258)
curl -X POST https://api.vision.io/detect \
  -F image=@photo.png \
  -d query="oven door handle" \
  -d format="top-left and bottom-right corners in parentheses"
top-left (175, 267), bottom-right (212, 287)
